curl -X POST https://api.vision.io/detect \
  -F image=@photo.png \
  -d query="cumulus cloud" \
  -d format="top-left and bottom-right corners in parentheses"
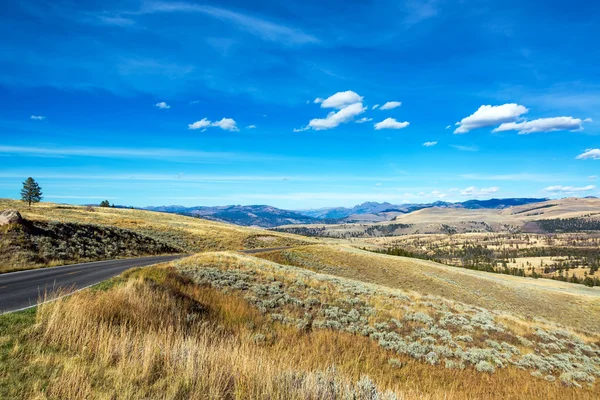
top-left (423, 141), bottom-right (437, 147)
top-left (356, 117), bottom-right (373, 123)
top-left (380, 101), bottom-right (402, 110)
top-left (544, 185), bottom-right (596, 193)
top-left (460, 186), bottom-right (499, 196)
top-left (374, 118), bottom-right (409, 130)
top-left (576, 148), bottom-right (600, 160)
top-left (454, 103), bottom-right (529, 133)
top-left (30, 115), bottom-right (45, 120)
top-left (155, 101), bottom-right (170, 109)
top-left (317, 90), bottom-right (363, 109)
top-left (246, 125), bottom-right (256, 129)
top-left (308, 102), bottom-right (366, 130)
top-left (493, 116), bottom-right (589, 134)
top-left (372, 104), bottom-right (380, 110)
top-left (188, 117), bottom-right (239, 131)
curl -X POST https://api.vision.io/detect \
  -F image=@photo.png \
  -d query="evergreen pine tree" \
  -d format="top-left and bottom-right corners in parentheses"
top-left (20, 177), bottom-right (43, 207)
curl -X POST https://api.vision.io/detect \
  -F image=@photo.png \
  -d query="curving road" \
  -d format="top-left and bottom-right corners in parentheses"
top-left (0, 255), bottom-right (182, 314)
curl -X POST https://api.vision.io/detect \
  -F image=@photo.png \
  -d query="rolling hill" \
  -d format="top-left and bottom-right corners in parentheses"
top-left (274, 198), bottom-right (600, 237)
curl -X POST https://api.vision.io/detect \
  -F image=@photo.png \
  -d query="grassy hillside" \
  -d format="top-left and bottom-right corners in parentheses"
top-left (2, 254), bottom-right (599, 399)
top-left (0, 199), bottom-right (313, 272)
top-left (0, 219), bottom-right (180, 273)
top-left (254, 245), bottom-right (600, 333)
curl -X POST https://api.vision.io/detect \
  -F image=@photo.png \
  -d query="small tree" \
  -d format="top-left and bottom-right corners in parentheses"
top-left (20, 177), bottom-right (43, 208)
top-left (99, 200), bottom-right (111, 207)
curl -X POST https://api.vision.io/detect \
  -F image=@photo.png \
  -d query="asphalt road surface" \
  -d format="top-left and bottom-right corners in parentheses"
top-left (0, 255), bottom-right (182, 314)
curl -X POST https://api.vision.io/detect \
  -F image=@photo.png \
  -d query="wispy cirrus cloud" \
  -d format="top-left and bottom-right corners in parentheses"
top-left (0, 145), bottom-right (285, 163)
top-left (461, 173), bottom-right (564, 182)
top-left (544, 185), bottom-right (596, 193)
top-left (30, 115), bottom-right (45, 120)
top-left (451, 145), bottom-right (479, 152)
top-left (137, 2), bottom-right (318, 45)
top-left (423, 141), bottom-right (437, 147)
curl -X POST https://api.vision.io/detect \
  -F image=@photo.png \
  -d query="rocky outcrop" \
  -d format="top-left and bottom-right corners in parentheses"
top-left (0, 209), bottom-right (23, 226)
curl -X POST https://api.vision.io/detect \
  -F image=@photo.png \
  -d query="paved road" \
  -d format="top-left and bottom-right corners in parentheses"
top-left (239, 246), bottom-right (294, 254)
top-left (0, 255), bottom-right (182, 314)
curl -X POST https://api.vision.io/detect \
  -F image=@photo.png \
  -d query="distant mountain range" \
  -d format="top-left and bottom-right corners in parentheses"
top-left (297, 198), bottom-right (548, 220)
top-left (144, 198), bottom-right (548, 228)
top-left (144, 205), bottom-right (318, 228)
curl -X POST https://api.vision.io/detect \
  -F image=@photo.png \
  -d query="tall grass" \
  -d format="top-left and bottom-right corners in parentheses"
top-left (33, 271), bottom-right (401, 399)
top-left (13, 265), bottom-right (595, 399)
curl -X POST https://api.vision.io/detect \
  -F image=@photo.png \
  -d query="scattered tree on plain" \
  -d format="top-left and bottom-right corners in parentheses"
top-left (99, 200), bottom-right (111, 207)
top-left (20, 177), bottom-right (43, 208)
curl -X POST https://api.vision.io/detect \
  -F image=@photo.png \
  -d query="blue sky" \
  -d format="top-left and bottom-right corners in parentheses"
top-left (0, 0), bottom-right (599, 209)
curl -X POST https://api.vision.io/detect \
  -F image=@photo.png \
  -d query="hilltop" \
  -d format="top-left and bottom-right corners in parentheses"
top-left (0, 199), bottom-right (313, 273)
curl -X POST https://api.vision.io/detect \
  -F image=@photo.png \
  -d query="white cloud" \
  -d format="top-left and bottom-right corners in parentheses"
top-left (493, 116), bottom-right (589, 134)
top-left (372, 104), bottom-right (380, 110)
top-left (423, 141), bottom-right (437, 147)
top-left (188, 118), bottom-right (212, 130)
top-left (544, 185), bottom-right (596, 193)
top-left (356, 117), bottom-right (373, 123)
top-left (379, 101), bottom-right (402, 110)
top-left (576, 149), bottom-right (600, 160)
top-left (30, 115), bottom-right (45, 120)
top-left (308, 102), bottom-right (366, 130)
top-left (454, 103), bottom-right (529, 134)
top-left (314, 97), bottom-right (323, 104)
top-left (212, 118), bottom-right (239, 131)
top-left (189, 100), bottom-right (200, 104)
top-left (451, 145), bottom-right (478, 152)
top-left (445, 125), bottom-right (451, 129)
top-left (375, 183), bottom-right (382, 186)
top-left (293, 127), bottom-right (309, 132)
top-left (374, 118), bottom-right (409, 130)
top-left (317, 90), bottom-right (363, 109)
top-left (246, 125), bottom-right (256, 129)
top-left (188, 117), bottom-right (239, 131)
top-left (460, 186), bottom-right (499, 196)
top-left (155, 101), bottom-right (170, 109)
top-left (588, 175), bottom-right (597, 181)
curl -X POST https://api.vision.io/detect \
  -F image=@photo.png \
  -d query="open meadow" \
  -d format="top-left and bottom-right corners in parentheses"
top-left (2, 251), bottom-right (599, 399)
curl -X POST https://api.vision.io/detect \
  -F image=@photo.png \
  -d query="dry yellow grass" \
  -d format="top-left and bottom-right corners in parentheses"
top-left (3, 259), bottom-right (596, 399)
top-left (0, 199), bottom-right (315, 272)
top-left (254, 244), bottom-right (600, 333)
